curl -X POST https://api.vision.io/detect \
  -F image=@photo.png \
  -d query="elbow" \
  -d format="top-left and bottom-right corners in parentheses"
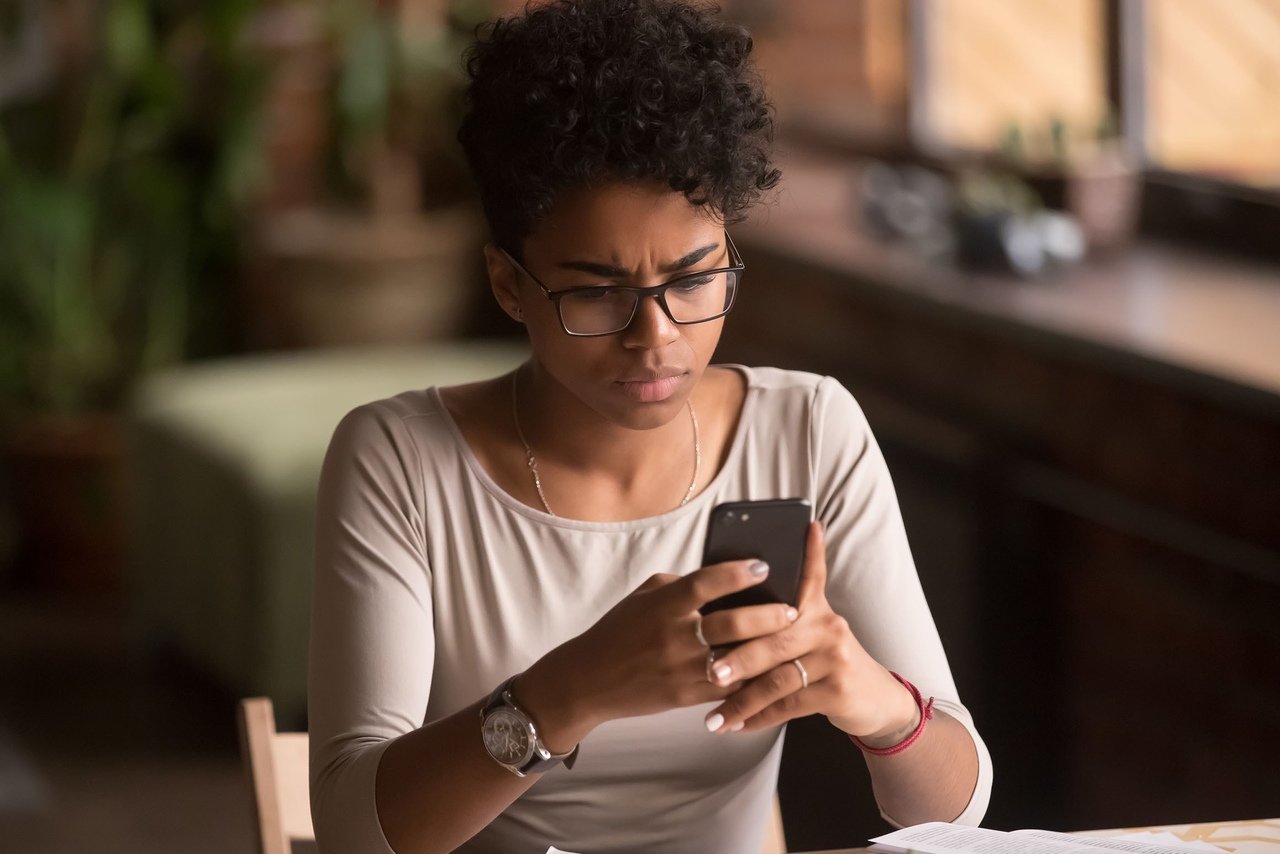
top-left (310, 740), bottom-right (398, 854)
top-left (948, 720), bottom-right (993, 827)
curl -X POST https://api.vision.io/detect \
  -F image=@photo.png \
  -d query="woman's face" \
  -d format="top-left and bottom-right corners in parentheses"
top-left (493, 180), bottom-right (731, 432)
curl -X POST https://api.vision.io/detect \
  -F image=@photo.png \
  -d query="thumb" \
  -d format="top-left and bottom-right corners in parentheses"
top-left (796, 521), bottom-right (828, 609)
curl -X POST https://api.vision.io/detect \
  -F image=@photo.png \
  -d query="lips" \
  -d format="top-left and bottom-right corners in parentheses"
top-left (615, 369), bottom-right (687, 403)
top-left (617, 369), bottom-right (685, 383)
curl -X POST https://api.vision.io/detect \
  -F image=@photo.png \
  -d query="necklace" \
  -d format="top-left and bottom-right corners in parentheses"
top-left (511, 369), bottom-right (701, 517)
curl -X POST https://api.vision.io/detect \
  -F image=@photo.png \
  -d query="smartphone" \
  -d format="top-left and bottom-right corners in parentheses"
top-left (698, 498), bottom-right (811, 617)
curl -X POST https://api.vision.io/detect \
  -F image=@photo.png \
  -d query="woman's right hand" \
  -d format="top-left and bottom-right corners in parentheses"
top-left (516, 559), bottom-right (800, 753)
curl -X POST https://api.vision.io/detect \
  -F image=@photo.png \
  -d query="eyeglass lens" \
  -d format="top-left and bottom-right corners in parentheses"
top-left (559, 270), bottom-right (738, 335)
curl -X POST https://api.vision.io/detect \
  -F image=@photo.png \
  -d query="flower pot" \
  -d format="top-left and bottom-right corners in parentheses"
top-left (1, 412), bottom-right (128, 595)
top-left (1023, 149), bottom-right (1141, 253)
top-left (250, 205), bottom-right (485, 348)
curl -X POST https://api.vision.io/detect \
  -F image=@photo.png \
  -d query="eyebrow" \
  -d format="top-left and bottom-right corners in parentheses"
top-left (557, 242), bottom-right (721, 278)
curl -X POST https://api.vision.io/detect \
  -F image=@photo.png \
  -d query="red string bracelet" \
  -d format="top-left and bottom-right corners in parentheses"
top-left (849, 672), bottom-right (935, 757)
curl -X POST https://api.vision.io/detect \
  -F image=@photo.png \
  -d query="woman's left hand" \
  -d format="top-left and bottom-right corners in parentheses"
top-left (702, 522), bottom-right (918, 740)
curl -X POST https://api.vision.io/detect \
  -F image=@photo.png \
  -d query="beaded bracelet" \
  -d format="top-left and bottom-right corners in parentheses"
top-left (849, 672), bottom-right (935, 757)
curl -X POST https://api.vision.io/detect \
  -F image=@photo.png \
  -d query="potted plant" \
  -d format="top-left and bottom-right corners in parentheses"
top-left (999, 116), bottom-right (1141, 254)
top-left (250, 0), bottom-right (493, 348)
top-left (0, 0), bottom-right (261, 592)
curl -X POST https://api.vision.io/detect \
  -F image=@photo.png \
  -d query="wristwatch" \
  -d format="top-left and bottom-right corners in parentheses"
top-left (480, 676), bottom-right (579, 777)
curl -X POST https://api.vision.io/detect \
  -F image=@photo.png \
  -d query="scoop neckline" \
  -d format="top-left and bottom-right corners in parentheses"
top-left (428, 364), bottom-right (757, 532)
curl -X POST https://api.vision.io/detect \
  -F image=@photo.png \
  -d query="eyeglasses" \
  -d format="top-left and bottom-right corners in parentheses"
top-left (500, 232), bottom-right (744, 337)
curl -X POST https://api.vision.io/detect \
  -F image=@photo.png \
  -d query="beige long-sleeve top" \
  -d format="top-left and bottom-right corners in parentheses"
top-left (309, 365), bottom-right (993, 854)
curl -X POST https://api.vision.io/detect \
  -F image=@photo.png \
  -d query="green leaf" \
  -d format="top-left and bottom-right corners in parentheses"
top-left (338, 14), bottom-right (394, 137)
top-left (105, 0), bottom-right (154, 79)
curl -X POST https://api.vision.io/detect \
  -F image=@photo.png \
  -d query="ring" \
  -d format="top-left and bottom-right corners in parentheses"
top-left (791, 658), bottom-right (809, 690)
top-left (705, 649), bottom-right (717, 683)
top-left (694, 614), bottom-right (709, 648)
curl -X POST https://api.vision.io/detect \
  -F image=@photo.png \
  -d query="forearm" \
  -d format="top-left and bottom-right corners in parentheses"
top-left (365, 560), bottom-right (771, 852)
top-left (374, 698), bottom-right (532, 853)
top-left (862, 710), bottom-right (979, 827)
top-left (374, 660), bottom-right (596, 854)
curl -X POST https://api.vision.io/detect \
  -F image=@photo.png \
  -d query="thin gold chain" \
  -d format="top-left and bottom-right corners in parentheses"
top-left (511, 369), bottom-right (701, 517)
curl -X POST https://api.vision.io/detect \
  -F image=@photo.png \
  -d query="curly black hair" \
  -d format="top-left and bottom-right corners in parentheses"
top-left (457, 0), bottom-right (781, 255)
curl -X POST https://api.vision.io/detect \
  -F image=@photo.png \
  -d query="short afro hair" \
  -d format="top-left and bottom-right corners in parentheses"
top-left (457, 0), bottom-right (781, 255)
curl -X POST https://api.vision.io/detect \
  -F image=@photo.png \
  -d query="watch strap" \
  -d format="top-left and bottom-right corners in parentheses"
top-left (481, 675), bottom-right (579, 776)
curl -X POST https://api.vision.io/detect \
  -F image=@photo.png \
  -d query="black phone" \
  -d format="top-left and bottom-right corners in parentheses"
top-left (698, 498), bottom-right (811, 617)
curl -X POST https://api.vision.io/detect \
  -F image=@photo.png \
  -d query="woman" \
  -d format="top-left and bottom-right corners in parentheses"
top-left (308, 1), bottom-right (992, 852)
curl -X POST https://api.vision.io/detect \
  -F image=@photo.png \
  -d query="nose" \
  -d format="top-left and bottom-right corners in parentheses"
top-left (621, 291), bottom-right (680, 350)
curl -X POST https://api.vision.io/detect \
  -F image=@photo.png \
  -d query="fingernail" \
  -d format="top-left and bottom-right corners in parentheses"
top-left (750, 560), bottom-right (769, 577)
top-left (729, 721), bottom-right (745, 733)
top-left (713, 662), bottom-right (732, 683)
top-left (785, 606), bottom-right (798, 622)
top-left (705, 713), bottom-right (724, 732)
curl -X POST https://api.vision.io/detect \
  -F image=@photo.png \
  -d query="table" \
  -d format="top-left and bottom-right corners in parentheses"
top-left (796, 816), bottom-right (1280, 853)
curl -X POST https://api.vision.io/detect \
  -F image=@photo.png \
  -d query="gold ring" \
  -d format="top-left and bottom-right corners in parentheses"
top-left (792, 658), bottom-right (809, 690)
top-left (694, 614), bottom-right (709, 648)
top-left (705, 649), bottom-right (717, 683)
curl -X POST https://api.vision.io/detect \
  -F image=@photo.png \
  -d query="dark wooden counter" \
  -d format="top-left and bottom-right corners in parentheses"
top-left (723, 154), bottom-right (1280, 849)
top-left (739, 156), bottom-right (1280, 416)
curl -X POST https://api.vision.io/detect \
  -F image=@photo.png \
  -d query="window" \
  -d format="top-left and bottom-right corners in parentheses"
top-left (743, 1), bottom-right (1280, 183)
top-left (1145, 0), bottom-right (1280, 188)
top-left (918, 0), bottom-right (1108, 159)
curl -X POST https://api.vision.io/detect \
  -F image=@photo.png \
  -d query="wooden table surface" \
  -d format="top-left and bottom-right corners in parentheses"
top-left (793, 816), bottom-right (1280, 853)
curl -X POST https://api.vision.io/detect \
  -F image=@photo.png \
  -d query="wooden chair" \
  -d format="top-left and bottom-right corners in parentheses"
top-left (238, 697), bottom-right (314, 854)
top-left (764, 794), bottom-right (789, 854)
top-left (238, 696), bottom-right (788, 853)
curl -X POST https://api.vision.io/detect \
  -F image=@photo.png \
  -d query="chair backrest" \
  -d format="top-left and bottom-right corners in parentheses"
top-left (237, 695), bottom-right (787, 854)
top-left (238, 697), bottom-right (315, 854)
top-left (763, 793), bottom-right (789, 854)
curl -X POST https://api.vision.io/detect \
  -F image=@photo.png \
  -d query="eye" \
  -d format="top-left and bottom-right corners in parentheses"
top-left (672, 275), bottom-right (715, 293)
top-left (569, 287), bottom-right (616, 302)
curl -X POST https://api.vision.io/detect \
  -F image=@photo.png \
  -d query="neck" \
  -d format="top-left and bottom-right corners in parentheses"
top-left (512, 363), bottom-right (700, 514)
top-left (515, 363), bottom-right (695, 476)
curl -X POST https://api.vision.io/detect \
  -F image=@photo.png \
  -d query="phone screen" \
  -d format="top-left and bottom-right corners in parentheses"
top-left (698, 498), bottom-right (811, 616)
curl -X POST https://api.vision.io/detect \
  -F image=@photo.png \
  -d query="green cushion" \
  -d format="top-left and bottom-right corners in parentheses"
top-left (127, 343), bottom-right (528, 719)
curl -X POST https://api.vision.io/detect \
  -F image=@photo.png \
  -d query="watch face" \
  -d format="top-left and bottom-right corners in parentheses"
top-left (483, 707), bottom-right (534, 767)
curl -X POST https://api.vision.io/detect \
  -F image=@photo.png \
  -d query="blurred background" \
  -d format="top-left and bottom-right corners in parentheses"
top-left (0, 1), bottom-right (1277, 852)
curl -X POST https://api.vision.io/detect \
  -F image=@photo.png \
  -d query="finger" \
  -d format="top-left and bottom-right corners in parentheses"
top-left (680, 675), bottom-right (741, 708)
top-left (664, 559), bottom-right (769, 614)
top-left (738, 686), bottom-right (828, 732)
top-left (795, 521), bottom-right (828, 610)
top-left (704, 657), bottom-right (822, 733)
top-left (699, 602), bottom-right (799, 647)
top-left (636, 572), bottom-right (680, 594)
top-left (705, 619), bottom-right (810, 687)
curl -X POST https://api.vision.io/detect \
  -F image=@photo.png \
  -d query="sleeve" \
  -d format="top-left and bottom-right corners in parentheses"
top-left (808, 376), bottom-right (993, 827)
top-left (308, 402), bottom-right (433, 854)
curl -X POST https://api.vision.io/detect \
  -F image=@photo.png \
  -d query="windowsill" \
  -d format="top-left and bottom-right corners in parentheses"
top-left (741, 151), bottom-right (1280, 419)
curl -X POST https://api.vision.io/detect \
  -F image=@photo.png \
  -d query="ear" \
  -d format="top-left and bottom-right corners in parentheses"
top-left (484, 243), bottom-right (524, 323)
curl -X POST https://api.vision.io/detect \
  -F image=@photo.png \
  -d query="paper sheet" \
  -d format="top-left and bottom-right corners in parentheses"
top-left (872, 823), bottom-right (1218, 854)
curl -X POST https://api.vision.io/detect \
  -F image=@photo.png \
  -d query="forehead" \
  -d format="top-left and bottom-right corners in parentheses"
top-left (523, 181), bottom-right (722, 262)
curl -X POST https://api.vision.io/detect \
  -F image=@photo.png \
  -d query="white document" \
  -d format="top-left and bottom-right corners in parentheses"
top-left (871, 823), bottom-right (1219, 854)
top-left (1020, 830), bottom-right (1221, 851)
top-left (1077, 832), bottom-right (1222, 851)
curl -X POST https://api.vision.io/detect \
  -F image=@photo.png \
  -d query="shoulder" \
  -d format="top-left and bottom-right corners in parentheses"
top-left (334, 387), bottom-right (439, 433)
top-left (732, 365), bottom-right (868, 428)
top-left (327, 387), bottom-right (450, 469)
top-left (729, 366), bottom-right (875, 477)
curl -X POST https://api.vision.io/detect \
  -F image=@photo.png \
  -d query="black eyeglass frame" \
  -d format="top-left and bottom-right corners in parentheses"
top-left (499, 232), bottom-right (744, 337)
